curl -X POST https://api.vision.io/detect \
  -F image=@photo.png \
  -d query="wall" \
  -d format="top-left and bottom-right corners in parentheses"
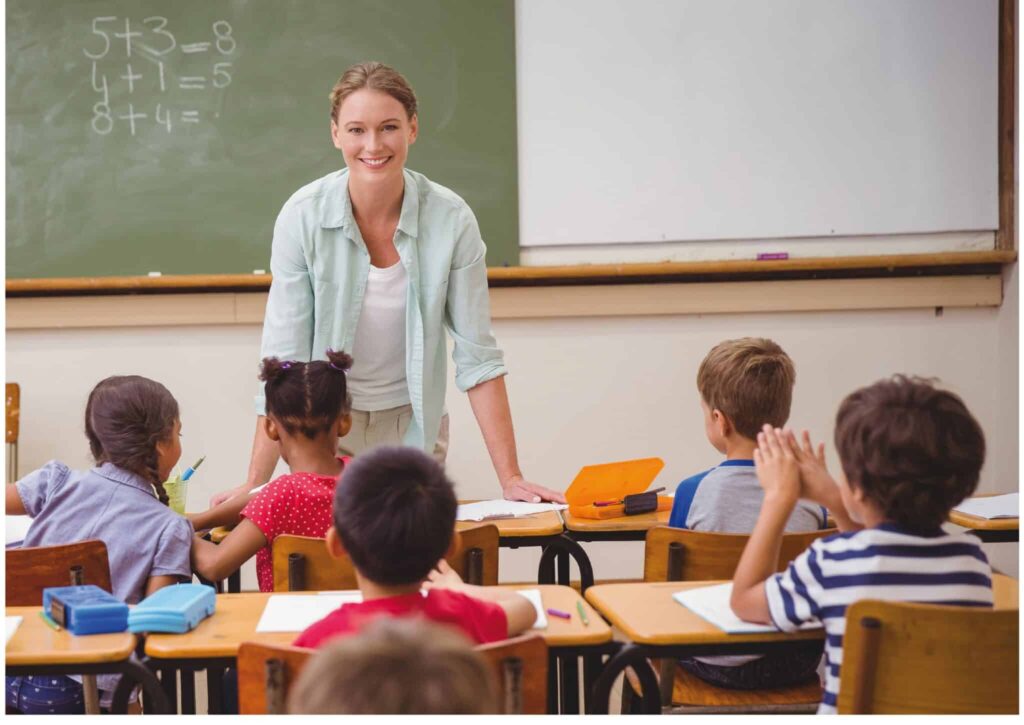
top-left (6, 281), bottom-right (1018, 585)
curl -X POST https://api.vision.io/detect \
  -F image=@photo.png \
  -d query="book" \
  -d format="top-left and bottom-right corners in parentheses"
top-left (673, 582), bottom-right (821, 634)
top-left (456, 500), bottom-right (567, 522)
top-left (953, 493), bottom-right (1019, 520)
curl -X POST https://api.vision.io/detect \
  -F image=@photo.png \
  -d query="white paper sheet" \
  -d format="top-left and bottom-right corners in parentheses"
top-left (515, 588), bottom-right (548, 629)
top-left (673, 583), bottom-right (821, 634)
top-left (456, 500), bottom-right (568, 522)
top-left (953, 493), bottom-right (1019, 520)
top-left (6, 616), bottom-right (23, 643)
top-left (6, 515), bottom-right (32, 544)
top-left (255, 592), bottom-right (362, 632)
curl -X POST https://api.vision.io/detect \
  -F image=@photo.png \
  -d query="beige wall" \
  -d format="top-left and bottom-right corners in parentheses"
top-left (5, 268), bottom-right (1018, 585)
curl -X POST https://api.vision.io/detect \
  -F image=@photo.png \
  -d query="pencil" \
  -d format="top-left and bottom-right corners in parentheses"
top-left (39, 611), bottom-right (61, 631)
top-left (576, 600), bottom-right (589, 626)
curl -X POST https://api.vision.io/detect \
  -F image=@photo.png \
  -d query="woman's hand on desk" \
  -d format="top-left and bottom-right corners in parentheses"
top-left (501, 475), bottom-right (567, 504)
top-left (209, 483), bottom-right (253, 508)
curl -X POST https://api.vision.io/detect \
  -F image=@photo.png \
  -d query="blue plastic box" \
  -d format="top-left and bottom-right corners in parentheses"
top-left (127, 583), bottom-right (216, 634)
top-left (42, 585), bottom-right (129, 635)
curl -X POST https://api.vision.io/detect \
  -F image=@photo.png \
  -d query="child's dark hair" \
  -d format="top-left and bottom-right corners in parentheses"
top-left (84, 375), bottom-right (179, 506)
top-left (333, 446), bottom-right (457, 586)
top-left (834, 375), bottom-right (985, 535)
top-left (260, 349), bottom-right (353, 439)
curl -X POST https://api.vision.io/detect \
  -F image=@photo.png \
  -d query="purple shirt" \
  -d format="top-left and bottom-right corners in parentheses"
top-left (15, 460), bottom-right (193, 604)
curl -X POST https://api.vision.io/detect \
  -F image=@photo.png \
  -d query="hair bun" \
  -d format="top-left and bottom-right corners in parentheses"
top-left (326, 349), bottom-right (354, 373)
top-left (259, 356), bottom-right (293, 383)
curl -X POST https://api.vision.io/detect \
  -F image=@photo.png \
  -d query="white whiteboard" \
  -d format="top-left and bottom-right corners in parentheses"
top-left (516, 0), bottom-right (998, 248)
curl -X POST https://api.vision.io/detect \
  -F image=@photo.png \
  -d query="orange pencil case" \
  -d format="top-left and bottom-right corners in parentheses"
top-left (564, 457), bottom-right (666, 520)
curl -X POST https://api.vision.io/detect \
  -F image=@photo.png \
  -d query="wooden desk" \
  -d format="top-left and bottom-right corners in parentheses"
top-left (145, 586), bottom-right (614, 714)
top-left (564, 508), bottom-right (671, 537)
top-left (948, 494), bottom-right (1019, 543)
top-left (457, 510), bottom-right (564, 538)
top-left (5, 607), bottom-right (167, 713)
top-left (584, 575), bottom-right (1020, 713)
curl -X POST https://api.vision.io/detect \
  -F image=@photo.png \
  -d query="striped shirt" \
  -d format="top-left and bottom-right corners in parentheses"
top-left (764, 523), bottom-right (993, 714)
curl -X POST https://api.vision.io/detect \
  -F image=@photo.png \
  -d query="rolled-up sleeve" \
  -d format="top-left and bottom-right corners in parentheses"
top-left (15, 460), bottom-right (71, 517)
top-left (150, 517), bottom-right (194, 580)
top-left (445, 206), bottom-right (507, 393)
top-left (255, 206), bottom-right (315, 414)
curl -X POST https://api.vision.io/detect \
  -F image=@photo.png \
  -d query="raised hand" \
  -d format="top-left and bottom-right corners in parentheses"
top-left (785, 429), bottom-right (839, 507)
top-left (423, 558), bottom-right (466, 592)
top-left (753, 424), bottom-right (801, 507)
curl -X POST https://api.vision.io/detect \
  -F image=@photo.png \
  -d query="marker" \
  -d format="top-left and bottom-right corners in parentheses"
top-left (181, 456), bottom-right (206, 482)
top-left (546, 608), bottom-right (571, 620)
top-left (576, 600), bottom-right (590, 626)
top-left (39, 611), bottom-right (61, 631)
top-left (756, 252), bottom-right (789, 261)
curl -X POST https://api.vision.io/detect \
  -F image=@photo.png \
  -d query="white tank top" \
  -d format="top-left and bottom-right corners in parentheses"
top-left (347, 260), bottom-right (410, 410)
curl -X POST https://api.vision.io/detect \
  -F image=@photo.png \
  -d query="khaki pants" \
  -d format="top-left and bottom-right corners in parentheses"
top-left (338, 404), bottom-right (450, 463)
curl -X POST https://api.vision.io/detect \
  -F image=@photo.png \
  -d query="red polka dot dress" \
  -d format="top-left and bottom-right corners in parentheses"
top-left (240, 457), bottom-right (350, 592)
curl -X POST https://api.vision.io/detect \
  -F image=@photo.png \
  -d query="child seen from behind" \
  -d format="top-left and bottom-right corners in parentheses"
top-left (293, 445), bottom-right (534, 648)
top-left (730, 375), bottom-right (993, 714)
top-left (190, 350), bottom-right (353, 591)
top-left (5, 375), bottom-right (192, 713)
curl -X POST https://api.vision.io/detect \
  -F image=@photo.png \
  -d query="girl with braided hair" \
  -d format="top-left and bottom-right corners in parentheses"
top-left (6, 375), bottom-right (192, 713)
top-left (191, 349), bottom-right (354, 593)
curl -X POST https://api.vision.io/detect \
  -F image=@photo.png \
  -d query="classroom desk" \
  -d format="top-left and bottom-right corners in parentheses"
top-left (584, 575), bottom-right (1020, 714)
top-left (143, 585), bottom-right (615, 715)
top-left (5, 607), bottom-right (168, 714)
top-left (948, 495), bottom-right (1019, 543)
top-left (457, 506), bottom-right (595, 592)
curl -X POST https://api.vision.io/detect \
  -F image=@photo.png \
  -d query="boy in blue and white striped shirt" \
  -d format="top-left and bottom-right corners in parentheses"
top-left (730, 375), bottom-right (992, 714)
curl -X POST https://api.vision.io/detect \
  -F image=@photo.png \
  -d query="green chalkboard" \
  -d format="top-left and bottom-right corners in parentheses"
top-left (6, 0), bottom-right (519, 279)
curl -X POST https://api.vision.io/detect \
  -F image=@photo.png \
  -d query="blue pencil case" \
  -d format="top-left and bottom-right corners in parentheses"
top-left (127, 583), bottom-right (216, 634)
top-left (42, 585), bottom-right (129, 635)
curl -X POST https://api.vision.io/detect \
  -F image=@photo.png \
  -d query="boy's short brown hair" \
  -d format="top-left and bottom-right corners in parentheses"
top-left (834, 375), bottom-right (985, 534)
top-left (287, 618), bottom-right (498, 714)
top-left (697, 337), bottom-right (796, 440)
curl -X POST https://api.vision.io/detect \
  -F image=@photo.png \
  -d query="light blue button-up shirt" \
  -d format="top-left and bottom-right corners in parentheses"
top-left (257, 168), bottom-right (507, 453)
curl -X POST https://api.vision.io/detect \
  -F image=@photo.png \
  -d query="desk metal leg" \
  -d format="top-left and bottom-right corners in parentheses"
top-left (537, 535), bottom-right (596, 592)
top-left (179, 669), bottom-right (196, 715)
top-left (589, 643), bottom-right (660, 715)
top-left (109, 657), bottom-right (171, 715)
top-left (582, 653), bottom-right (603, 714)
top-left (546, 651), bottom-right (559, 714)
top-left (560, 654), bottom-right (580, 713)
top-left (159, 667), bottom-right (178, 713)
top-left (557, 550), bottom-right (570, 587)
top-left (206, 666), bottom-right (225, 714)
top-left (227, 568), bottom-right (242, 593)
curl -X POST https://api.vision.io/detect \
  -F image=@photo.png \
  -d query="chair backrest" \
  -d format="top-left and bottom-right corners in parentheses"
top-left (6, 382), bottom-right (20, 445)
top-left (643, 526), bottom-right (836, 582)
top-left (272, 524), bottom-right (500, 592)
top-left (238, 633), bottom-right (548, 715)
top-left (838, 599), bottom-right (1018, 714)
top-left (6, 540), bottom-right (113, 605)
top-left (476, 632), bottom-right (549, 714)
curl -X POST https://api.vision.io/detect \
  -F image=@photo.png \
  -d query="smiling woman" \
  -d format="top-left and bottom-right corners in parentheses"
top-left (208, 62), bottom-right (565, 508)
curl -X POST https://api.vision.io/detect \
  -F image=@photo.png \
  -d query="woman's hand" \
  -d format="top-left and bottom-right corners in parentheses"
top-left (753, 425), bottom-right (800, 508)
top-left (501, 475), bottom-right (567, 504)
top-left (209, 484), bottom-right (252, 508)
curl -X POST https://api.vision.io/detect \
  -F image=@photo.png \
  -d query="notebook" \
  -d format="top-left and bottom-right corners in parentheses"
top-left (673, 582), bottom-right (821, 634)
top-left (255, 592), bottom-right (362, 632)
top-left (6, 616), bottom-right (22, 643)
top-left (456, 500), bottom-right (567, 522)
top-left (953, 493), bottom-right (1019, 520)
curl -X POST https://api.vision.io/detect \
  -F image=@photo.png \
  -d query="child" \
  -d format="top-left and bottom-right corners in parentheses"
top-left (288, 618), bottom-right (498, 714)
top-left (731, 375), bottom-right (993, 714)
top-left (5, 375), bottom-right (193, 714)
top-left (190, 350), bottom-right (354, 592)
top-left (668, 337), bottom-right (827, 689)
top-left (293, 445), bottom-right (535, 648)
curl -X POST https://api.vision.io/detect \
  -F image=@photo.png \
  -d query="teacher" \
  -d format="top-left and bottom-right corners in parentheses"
top-left (211, 62), bottom-right (563, 506)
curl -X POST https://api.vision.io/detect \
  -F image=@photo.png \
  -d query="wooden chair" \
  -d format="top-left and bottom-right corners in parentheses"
top-left (6, 539), bottom-right (113, 605)
top-left (238, 633), bottom-right (548, 715)
top-left (476, 633), bottom-right (549, 714)
top-left (6, 540), bottom-right (113, 714)
top-left (6, 382), bottom-right (20, 483)
top-left (838, 600), bottom-right (1018, 714)
top-left (272, 524), bottom-right (500, 591)
top-left (624, 526), bottom-right (836, 714)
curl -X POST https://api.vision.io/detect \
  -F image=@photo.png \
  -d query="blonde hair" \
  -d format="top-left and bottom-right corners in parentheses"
top-left (287, 618), bottom-right (498, 714)
top-left (697, 337), bottom-right (795, 440)
top-left (329, 61), bottom-right (418, 121)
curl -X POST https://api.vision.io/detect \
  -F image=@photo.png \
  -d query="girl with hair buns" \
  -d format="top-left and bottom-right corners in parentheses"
top-left (6, 375), bottom-right (192, 713)
top-left (191, 350), bottom-right (354, 593)
top-left (210, 61), bottom-right (564, 508)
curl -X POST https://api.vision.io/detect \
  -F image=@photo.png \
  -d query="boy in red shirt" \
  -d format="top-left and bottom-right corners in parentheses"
top-left (294, 446), bottom-right (534, 648)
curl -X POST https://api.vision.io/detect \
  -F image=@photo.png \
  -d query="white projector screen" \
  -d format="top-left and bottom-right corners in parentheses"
top-left (516, 0), bottom-right (999, 248)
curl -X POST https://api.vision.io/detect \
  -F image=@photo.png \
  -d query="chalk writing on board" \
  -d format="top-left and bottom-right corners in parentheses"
top-left (83, 16), bottom-right (236, 136)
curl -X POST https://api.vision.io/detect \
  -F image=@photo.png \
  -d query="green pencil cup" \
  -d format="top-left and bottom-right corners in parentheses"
top-left (164, 474), bottom-right (188, 516)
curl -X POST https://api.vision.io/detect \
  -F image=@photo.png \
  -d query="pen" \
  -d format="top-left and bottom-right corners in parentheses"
top-left (181, 456), bottom-right (206, 482)
top-left (546, 607), bottom-right (571, 620)
top-left (39, 611), bottom-right (61, 631)
top-left (576, 600), bottom-right (590, 626)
